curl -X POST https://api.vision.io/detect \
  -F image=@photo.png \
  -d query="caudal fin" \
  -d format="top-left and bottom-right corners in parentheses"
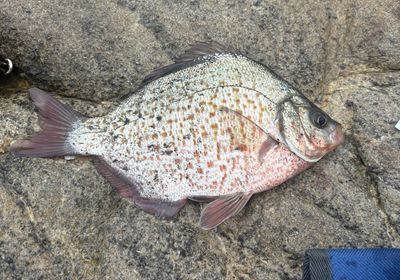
top-left (10, 88), bottom-right (86, 157)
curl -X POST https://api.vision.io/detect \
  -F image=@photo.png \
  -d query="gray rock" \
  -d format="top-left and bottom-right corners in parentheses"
top-left (324, 72), bottom-right (400, 238)
top-left (0, 0), bottom-right (170, 101)
top-left (1, 0), bottom-right (399, 279)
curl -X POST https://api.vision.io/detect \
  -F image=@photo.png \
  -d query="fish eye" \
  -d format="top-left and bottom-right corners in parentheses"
top-left (310, 110), bottom-right (328, 128)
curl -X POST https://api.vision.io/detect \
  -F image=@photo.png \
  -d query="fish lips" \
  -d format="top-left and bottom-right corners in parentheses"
top-left (279, 124), bottom-right (345, 163)
top-left (329, 124), bottom-right (345, 147)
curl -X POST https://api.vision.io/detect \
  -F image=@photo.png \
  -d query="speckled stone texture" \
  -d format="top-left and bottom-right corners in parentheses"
top-left (0, 0), bottom-right (399, 279)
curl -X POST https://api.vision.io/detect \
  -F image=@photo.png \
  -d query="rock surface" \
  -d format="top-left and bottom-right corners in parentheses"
top-left (0, 0), bottom-right (399, 279)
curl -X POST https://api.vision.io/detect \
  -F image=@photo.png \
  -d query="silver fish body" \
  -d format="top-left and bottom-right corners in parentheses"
top-left (11, 43), bottom-right (344, 229)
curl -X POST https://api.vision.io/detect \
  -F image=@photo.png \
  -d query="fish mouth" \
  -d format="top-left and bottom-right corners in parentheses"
top-left (329, 124), bottom-right (344, 147)
top-left (277, 124), bottom-right (345, 163)
top-left (317, 124), bottom-right (345, 154)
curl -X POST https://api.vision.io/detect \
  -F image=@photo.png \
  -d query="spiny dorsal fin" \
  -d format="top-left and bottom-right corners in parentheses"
top-left (141, 41), bottom-right (237, 86)
top-left (176, 41), bottom-right (235, 63)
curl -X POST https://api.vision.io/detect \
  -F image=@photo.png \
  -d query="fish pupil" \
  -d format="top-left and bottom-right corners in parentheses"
top-left (317, 114), bottom-right (326, 128)
top-left (310, 110), bottom-right (328, 128)
top-left (317, 115), bottom-right (326, 127)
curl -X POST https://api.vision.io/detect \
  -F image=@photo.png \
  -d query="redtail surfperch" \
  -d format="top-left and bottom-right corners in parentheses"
top-left (11, 42), bottom-right (344, 229)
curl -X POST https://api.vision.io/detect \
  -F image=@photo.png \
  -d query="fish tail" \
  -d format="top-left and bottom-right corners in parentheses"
top-left (10, 88), bottom-right (87, 157)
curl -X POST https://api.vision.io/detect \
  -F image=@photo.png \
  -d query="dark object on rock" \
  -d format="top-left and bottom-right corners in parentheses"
top-left (0, 56), bottom-right (13, 75)
top-left (302, 248), bottom-right (400, 280)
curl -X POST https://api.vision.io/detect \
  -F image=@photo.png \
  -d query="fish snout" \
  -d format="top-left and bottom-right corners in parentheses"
top-left (329, 124), bottom-right (344, 147)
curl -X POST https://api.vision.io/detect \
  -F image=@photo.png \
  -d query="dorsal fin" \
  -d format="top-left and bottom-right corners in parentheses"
top-left (141, 41), bottom-right (237, 86)
top-left (176, 41), bottom-right (234, 63)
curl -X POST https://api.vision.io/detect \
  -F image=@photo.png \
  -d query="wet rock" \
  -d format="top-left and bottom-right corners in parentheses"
top-left (1, 0), bottom-right (399, 279)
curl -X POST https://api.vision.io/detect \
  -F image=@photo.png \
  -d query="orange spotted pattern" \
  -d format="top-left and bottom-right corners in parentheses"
top-left (69, 53), bottom-right (315, 201)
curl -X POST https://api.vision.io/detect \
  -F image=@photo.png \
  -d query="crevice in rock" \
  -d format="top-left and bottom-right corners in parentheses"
top-left (313, 199), bottom-right (361, 233)
top-left (137, 11), bottom-right (177, 60)
top-left (294, 190), bottom-right (362, 237)
top-left (315, 5), bottom-right (335, 103)
top-left (52, 93), bottom-right (112, 105)
top-left (0, 81), bottom-right (111, 105)
top-left (349, 134), bottom-right (400, 245)
top-left (2, 181), bottom-right (53, 253)
top-left (335, 69), bottom-right (400, 80)
top-left (346, 94), bottom-right (399, 242)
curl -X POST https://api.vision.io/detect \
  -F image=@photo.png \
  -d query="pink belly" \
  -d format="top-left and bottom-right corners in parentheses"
top-left (249, 143), bottom-right (313, 193)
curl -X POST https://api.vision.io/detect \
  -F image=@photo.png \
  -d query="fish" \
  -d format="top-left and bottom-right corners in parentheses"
top-left (11, 42), bottom-right (344, 230)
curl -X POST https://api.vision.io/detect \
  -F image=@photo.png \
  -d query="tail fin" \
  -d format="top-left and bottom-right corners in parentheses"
top-left (10, 88), bottom-right (86, 157)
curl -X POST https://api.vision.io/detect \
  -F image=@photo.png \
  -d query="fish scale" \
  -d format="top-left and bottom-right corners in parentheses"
top-left (71, 85), bottom-right (278, 200)
top-left (11, 42), bottom-right (344, 229)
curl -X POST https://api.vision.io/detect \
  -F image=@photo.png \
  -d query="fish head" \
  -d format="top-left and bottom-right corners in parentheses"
top-left (275, 95), bottom-right (344, 162)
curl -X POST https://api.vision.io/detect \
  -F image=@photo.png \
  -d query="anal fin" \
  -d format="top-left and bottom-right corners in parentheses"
top-left (93, 157), bottom-right (140, 200)
top-left (200, 193), bottom-right (252, 230)
top-left (135, 198), bottom-right (186, 219)
top-left (92, 157), bottom-right (186, 218)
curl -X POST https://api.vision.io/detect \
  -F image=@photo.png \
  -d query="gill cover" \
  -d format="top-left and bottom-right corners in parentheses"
top-left (276, 95), bottom-right (342, 162)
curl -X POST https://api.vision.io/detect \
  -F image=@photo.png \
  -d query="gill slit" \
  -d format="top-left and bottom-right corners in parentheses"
top-left (274, 96), bottom-right (314, 151)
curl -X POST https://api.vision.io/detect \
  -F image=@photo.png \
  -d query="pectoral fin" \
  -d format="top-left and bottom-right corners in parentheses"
top-left (200, 193), bottom-right (252, 230)
top-left (258, 137), bottom-right (278, 164)
top-left (218, 107), bottom-right (277, 161)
